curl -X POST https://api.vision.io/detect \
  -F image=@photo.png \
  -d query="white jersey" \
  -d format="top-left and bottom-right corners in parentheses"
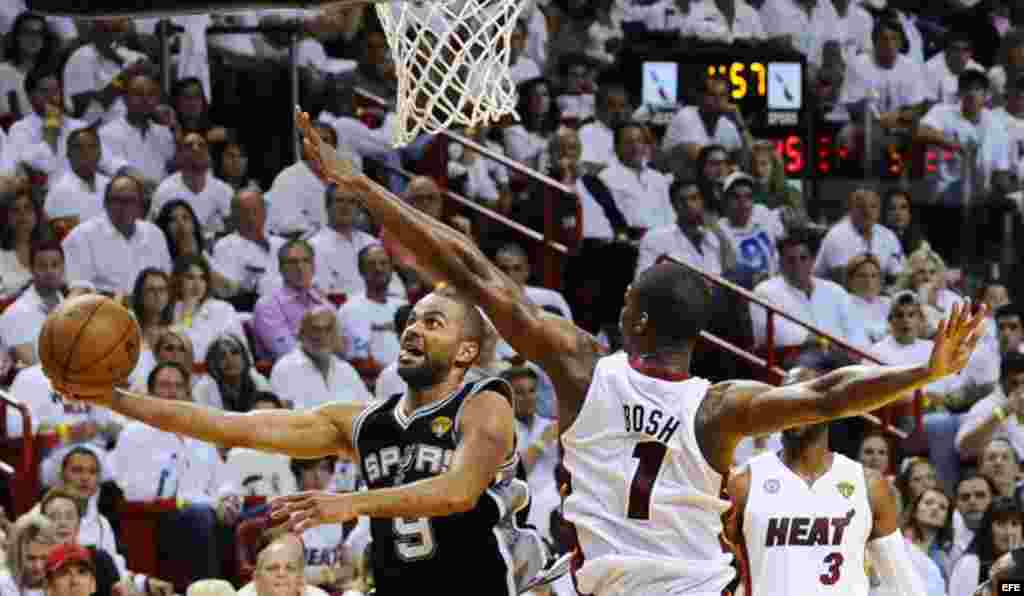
top-left (742, 452), bottom-right (872, 596)
top-left (562, 352), bottom-right (734, 596)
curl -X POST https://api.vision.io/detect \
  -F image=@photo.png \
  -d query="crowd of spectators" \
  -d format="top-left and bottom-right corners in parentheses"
top-left (1, 0), bottom-right (1024, 595)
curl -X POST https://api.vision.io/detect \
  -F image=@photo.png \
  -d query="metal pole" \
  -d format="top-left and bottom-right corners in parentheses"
top-left (159, 20), bottom-right (173, 97)
top-left (290, 27), bottom-right (301, 164)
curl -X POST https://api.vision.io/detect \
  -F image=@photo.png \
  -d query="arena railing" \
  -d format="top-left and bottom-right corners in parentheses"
top-left (657, 256), bottom-right (918, 441)
top-left (0, 389), bottom-right (37, 515)
top-left (353, 87), bottom-right (583, 290)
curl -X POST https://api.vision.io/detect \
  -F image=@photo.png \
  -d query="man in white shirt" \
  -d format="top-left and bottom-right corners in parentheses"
top-left (916, 69), bottom-right (1012, 204)
top-left (716, 172), bottom-right (784, 282)
top-left (151, 132), bottom-right (233, 236)
top-left (270, 307), bottom-right (371, 410)
top-left (635, 178), bottom-right (733, 278)
top-left (924, 30), bottom-right (984, 105)
top-left (996, 303), bottom-right (1024, 357)
top-left (212, 190), bottom-right (285, 307)
top-left (308, 184), bottom-right (401, 298)
top-left (871, 292), bottom-right (961, 489)
top-left (813, 187), bottom-right (904, 284)
top-left (493, 242), bottom-right (574, 321)
top-left (598, 122), bottom-right (676, 231)
top-left (44, 127), bottom-right (109, 224)
top-left (994, 76), bottom-right (1024, 182)
top-left (2, 68), bottom-right (128, 181)
top-left (63, 18), bottom-right (150, 125)
top-left (578, 83), bottom-right (632, 174)
top-left (62, 174), bottom-right (172, 294)
top-left (110, 361), bottom-right (242, 584)
top-left (950, 473), bottom-right (994, 566)
top-left (98, 74), bottom-right (176, 186)
top-left (0, 240), bottom-right (66, 365)
top-left (337, 245), bottom-right (406, 367)
top-left (956, 352), bottom-right (1024, 461)
top-left (842, 17), bottom-right (927, 131)
top-left (267, 122), bottom-right (335, 237)
top-left (750, 228), bottom-right (867, 354)
top-left (5, 363), bottom-right (117, 444)
top-left (660, 77), bottom-right (743, 162)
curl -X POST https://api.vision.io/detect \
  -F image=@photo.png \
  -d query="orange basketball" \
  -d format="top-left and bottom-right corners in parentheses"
top-left (39, 294), bottom-right (142, 397)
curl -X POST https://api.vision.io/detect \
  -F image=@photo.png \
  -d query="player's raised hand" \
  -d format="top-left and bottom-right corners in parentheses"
top-left (295, 107), bottom-right (362, 189)
top-left (927, 301), bottom-right (987, 380)
top-left (270, 491), bottom-right (358, 533)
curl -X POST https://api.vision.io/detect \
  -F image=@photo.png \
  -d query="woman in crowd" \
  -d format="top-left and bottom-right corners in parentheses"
top-left (154, 199), bottom-right (236, 297)
top-left (895, 457), bottom-right (940, 514)
top-left (883, 188), bottom-right (926, 257)
top-left (130, 268), bottom-right (174, 351)
top-left (0, 180), bottom-right (48, 296)
top-left (170, 254), bottom-right (244, 362)
top-left (0, 12), bottom-right (59, 118)
top-left (504, 77), bottom-right (561, 171)
top-left (749, 140), bottom-right (803, 214)
top-left (845, 254), bottom-right (892, 345)
top-left (949, 497), bottom-right (1024, 596)
top-left (903, 488), bottom-right (954, 587)
top-left (194, 333), bottom-right (270, 412)
top-left (897, 246), bottom-right (962, 336)
top-left (130, 328), bottom-right (201, 390)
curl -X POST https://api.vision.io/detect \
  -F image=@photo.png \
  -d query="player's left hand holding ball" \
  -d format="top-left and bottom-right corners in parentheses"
top-left (270, 491), bottom-right (358, 532)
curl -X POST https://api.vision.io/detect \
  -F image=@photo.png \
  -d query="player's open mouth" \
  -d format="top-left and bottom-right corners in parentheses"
top-left (400, 345), bottom-right (425, 359)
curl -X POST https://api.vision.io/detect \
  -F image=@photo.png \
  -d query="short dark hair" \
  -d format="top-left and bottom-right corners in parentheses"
top-left (60, 446), bottom-right (100, 476)
top-left (66, 126), bottom-right (99, 154)
top-left (394, 303), bottom-right (413, 336)
top-left (776, 227), bottom-right (818, 256)
top-left (501, 365), bottom-right (538, 384)
top-left (1002, 352), bottom-right (1024, 383)
top-left (872, 17), bottom-right (905, 47)
top-left (612, 121), bottom-right (645, 148)
top-left (631, 261), bottom-right (710, 347)
top-left (356, 243), bottom-right (388, 277)
top-left (104, 174), bottom-right (145, 204)
top-left (249, 391), bottom-right (283, 410)
top-left (23, 64), bottom-right (59, 97)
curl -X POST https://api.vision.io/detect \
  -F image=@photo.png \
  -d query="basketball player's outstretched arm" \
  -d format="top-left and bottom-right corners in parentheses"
top-left (271, 390), bottom-right (516, 529)
top-left (697, 302), bottom-right (986, 474)
top-left (295, 109), bottom-right (601, 430)
top-left (86, 388), bottom-right (364, 459)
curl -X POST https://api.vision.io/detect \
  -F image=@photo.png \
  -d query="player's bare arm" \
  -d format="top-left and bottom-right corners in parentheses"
top-left (724, 466), bottom-right (752, 543)
top-left (91, 388), bottom-right (363, 459)
top-left (863, 468), bottom-right (926, 596)
top-left (271, 390), bottom-right (515, 531)
top-left (865, 468), bottom-right (898, 540)
top-left (295, 108), bottom-right (601, 430)
top-left (697, 302), bottom-right (986, 474)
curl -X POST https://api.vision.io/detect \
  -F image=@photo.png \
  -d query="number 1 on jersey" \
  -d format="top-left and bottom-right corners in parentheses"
top-left (627, 442), bottom-right (668, 520)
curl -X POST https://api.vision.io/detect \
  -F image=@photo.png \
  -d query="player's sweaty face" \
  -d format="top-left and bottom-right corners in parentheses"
top-left (398, 295), bottom-right (461, 388)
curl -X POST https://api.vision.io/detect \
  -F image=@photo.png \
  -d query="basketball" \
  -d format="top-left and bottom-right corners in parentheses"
top-left (38, 294), bottom-right (142, 398)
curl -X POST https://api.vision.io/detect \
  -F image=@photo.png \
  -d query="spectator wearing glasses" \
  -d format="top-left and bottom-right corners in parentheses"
top-left (253, 239), bottom-right (329, 361)
top-left (61, 174), bottom-right (172, 295)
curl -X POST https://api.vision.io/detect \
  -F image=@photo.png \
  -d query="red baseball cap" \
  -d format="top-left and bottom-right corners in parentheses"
top-left (45, 544), bottom-right (94, 577)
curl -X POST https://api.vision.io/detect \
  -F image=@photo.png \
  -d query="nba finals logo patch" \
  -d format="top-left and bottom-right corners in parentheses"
top-left (431, 416), bottom-right (453, 438)
top-left (763, 479), bottom-right (780, 494)
top-left (837, 481), bottom-right (855, 499)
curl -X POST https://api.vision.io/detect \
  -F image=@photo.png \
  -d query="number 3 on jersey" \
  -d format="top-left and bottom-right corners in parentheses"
top-left (627, 442), bottom-right (669, 520)
top-left (820, 552), bottom-right (844, 585)
top-left (394, 517), bottom-right (437, 561)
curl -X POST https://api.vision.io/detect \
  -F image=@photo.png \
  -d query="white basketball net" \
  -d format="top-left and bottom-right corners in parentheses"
top-left (375, 0), bottom-right (525, 146)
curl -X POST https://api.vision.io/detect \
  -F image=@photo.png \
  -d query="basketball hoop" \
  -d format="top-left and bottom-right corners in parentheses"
top-left (375, 0), bottom-right (524, 146)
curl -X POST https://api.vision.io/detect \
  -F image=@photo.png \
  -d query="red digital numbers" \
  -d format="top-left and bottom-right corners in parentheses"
top-left (773, 135), bottom-right (804, 175)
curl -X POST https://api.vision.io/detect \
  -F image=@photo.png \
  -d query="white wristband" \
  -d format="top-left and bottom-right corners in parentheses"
top-left (134, 573), bottom-right (149, 594)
